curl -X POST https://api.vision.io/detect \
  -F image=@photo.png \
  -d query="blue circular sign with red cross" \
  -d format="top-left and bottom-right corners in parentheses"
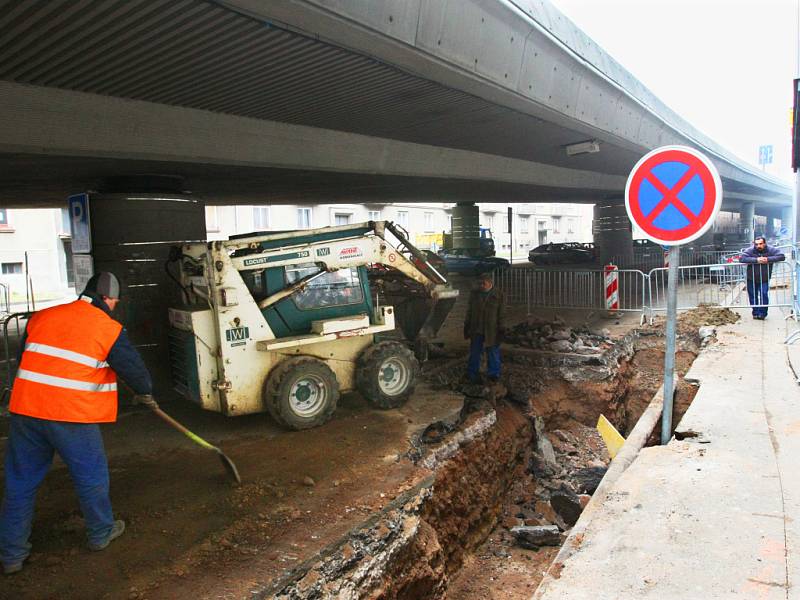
top-left (625, 145), bottom-right (722, 246)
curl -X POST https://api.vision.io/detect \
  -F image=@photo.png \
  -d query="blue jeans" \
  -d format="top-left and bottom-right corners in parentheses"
top-left (747, 280), bottom-right (770, 317)
top-left (468, 334), bottom-right (501, 381)
top-left (0, 414), bottom-right (115, 567)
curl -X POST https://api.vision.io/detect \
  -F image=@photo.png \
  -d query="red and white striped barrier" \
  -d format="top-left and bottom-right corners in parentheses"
top-left (604, 264), bottom-right (619, 312)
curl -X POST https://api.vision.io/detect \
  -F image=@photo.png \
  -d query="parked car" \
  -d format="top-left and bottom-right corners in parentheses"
top-left (527, 242), bottom-right (594, 266)
top-left (439, 253), bottom-right (509, 275)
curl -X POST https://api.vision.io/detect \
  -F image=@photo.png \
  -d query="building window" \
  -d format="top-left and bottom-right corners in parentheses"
top-left (368, 210), bottom-right (381, 221)
top-left (397, 210), bottom-right (409, 228)
top-left (424, 212), bottom-right (434, 232)
top-left (205, 206), bottom-right (220, 232)
top-left (484, 214), bottom-right (494, 230)
top-left (2, 262), bottom-right (22, 275)
top-left (567, 218), bottom-right (575, 234)
top-left (552, 216), bottom-right (561, 234)
top-left (520, 216), bottom-right (529, 234)
top-left (334, 213), bottom-right (351, 226)
top-left (297, 208), bottom-right (312, 229)
top-left (538, 220), bottom-right (547, 231)
top-left (252, 206), bottom-right (270, 230)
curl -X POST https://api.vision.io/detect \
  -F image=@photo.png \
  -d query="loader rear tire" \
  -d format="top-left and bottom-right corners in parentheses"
top-left (356, 341), bottom-right (419, 409)
top-left (264, 357), bottom-right (339, 430)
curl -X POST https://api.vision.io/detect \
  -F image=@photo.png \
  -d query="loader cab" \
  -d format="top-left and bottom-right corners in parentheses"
top-left (241, 263), bottom-right (374, 338)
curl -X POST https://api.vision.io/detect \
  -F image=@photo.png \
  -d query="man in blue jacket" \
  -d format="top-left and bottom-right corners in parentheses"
top-left (0, 272), bottom-right (154, 575)
top-left (739, 237), bottom-right (785, 320)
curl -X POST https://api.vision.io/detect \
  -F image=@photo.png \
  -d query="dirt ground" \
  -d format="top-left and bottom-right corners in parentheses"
top-left (440, 306), bottom-right (731, 600)
top-left (0, 387), bottom-right (463, 600)
top-left (0, 282), bottom-right (729, 599)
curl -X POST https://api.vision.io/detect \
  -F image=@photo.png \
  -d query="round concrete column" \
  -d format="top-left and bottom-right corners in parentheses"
top-left (593, 202), bottom-right (633, 265)
top-left (740, 202), bottom-right (755, 240)
top-left (73, 189), bottom-right (205, 396)
top-left (781, 206), bottom-right (793, 232)
top-left (765, 217), bottom-right (776, 237)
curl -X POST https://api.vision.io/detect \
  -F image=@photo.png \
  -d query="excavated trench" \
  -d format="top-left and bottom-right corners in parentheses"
top-left (262, 309), bottom-right (733, 599)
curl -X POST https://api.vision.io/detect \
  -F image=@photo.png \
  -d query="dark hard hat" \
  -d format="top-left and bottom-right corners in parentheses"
top-left (83, 272), bottom-right (121, 299)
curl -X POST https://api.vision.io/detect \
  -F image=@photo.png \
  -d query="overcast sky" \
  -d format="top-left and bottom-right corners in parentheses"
top-left (548, 0), bottom-right (798, 182)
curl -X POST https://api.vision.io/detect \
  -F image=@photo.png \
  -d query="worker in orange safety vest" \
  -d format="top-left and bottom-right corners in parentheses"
top-left (0, 272), bottom-right (154, 575)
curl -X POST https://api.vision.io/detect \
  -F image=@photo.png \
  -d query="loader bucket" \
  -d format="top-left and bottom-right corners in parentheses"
top-left (393, 294), bottom-right (457, 361)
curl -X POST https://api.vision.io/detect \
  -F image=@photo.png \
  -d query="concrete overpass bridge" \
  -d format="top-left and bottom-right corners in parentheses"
top-left (0, 0), bottom-right (791, 215)
top-left (0, 0), bottom-right (792, 384)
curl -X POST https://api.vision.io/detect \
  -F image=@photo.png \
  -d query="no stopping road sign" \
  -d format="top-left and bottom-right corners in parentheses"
top-left (625, 146), bottom-right (722, 246)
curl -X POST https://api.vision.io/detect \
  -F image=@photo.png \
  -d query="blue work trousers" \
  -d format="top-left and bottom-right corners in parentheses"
top-left (468, 334), bottom-right (501, 381)
top-left (0, 414), bottom-right (115, 567)
top-left (746, 280), bottom-right (770, 317)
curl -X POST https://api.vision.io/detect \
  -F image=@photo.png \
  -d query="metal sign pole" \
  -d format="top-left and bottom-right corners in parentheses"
top-left (661, 244), bottom-right (680, 445)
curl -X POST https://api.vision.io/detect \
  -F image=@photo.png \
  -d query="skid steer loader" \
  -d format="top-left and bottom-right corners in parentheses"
top-left (166, 220), bottom-right (458, 430)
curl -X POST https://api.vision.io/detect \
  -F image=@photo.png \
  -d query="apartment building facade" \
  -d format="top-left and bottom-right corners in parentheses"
top-left (206, 202), bottom-right (594, 257)
top-left (0, 208), bottom-right (74, 302)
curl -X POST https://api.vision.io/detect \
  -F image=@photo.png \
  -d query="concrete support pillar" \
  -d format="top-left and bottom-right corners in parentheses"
top-left (740, 202), bottom-right (755, 240)
top-left (74, 190), bottom-right (205, 396)
top-left (765, 217), bottom-right (776, 238)
top-left (781, 206), bottom-right (793, 232)
top-left (593, 202), bottom-right (633, 265)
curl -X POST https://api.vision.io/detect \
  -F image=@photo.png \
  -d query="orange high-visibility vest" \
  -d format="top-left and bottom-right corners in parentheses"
top-left (10, 298), bottom-right (123, 423)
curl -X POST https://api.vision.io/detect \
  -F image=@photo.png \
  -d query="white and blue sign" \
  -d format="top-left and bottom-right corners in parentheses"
top-left (68, 193), bottom-right (91, 253)
top-left (625, 146), bottom-right (722, 246)
top-left (758, 145), bottom-right (773, 166)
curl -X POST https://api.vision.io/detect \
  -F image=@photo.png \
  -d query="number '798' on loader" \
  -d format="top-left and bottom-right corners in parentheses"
top-left (166, 220), bottom-right (458, 430)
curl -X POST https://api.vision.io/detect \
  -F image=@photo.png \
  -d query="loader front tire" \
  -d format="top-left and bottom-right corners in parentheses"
top-left (356, 341), bottom-right (419, 409)
top-left (264, 357), bottom-right (339, 430)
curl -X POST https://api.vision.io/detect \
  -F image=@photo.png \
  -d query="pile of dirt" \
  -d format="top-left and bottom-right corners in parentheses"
top-left (648, 306), bottom-right (740, 340)
top-left (504, 317), bottom-right (614, 355)
top-left (679, 306), bottom-right (740, 328)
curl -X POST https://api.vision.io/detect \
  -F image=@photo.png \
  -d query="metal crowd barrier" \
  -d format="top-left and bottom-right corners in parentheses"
top-left (647, 261), bottom-right (793, 316)
top-left (493, 267), bottom-right (648, 315)
top-left (608, 244), bottom-right (796, 274)
top-left (494, 255), bottom-right (797, 326)
top-left (0, 311), bottom-right (31, 407)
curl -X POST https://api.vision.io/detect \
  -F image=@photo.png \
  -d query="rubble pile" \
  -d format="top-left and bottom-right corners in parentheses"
top-left (504, 317), bottom-right (614, 355)
top-left (498, 418), bottom-right (610, 552)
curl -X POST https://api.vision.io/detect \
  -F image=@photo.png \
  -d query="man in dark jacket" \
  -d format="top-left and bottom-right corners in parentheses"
top-left (739, 236), bottom-right (785, 320)
top-left (0, 272), bottom-right (154, 575)
top-left (464, 273), bottom-right (504, 383)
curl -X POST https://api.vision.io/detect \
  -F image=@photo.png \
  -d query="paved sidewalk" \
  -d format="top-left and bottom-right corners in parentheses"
top-left (536, 307), bottom-right (800, 599)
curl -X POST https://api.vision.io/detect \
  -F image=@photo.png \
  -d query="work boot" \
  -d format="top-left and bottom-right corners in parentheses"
top-left (3, 562), bottom-right (23, 576)
top-left (89, 520), bottom-right (126, 551)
